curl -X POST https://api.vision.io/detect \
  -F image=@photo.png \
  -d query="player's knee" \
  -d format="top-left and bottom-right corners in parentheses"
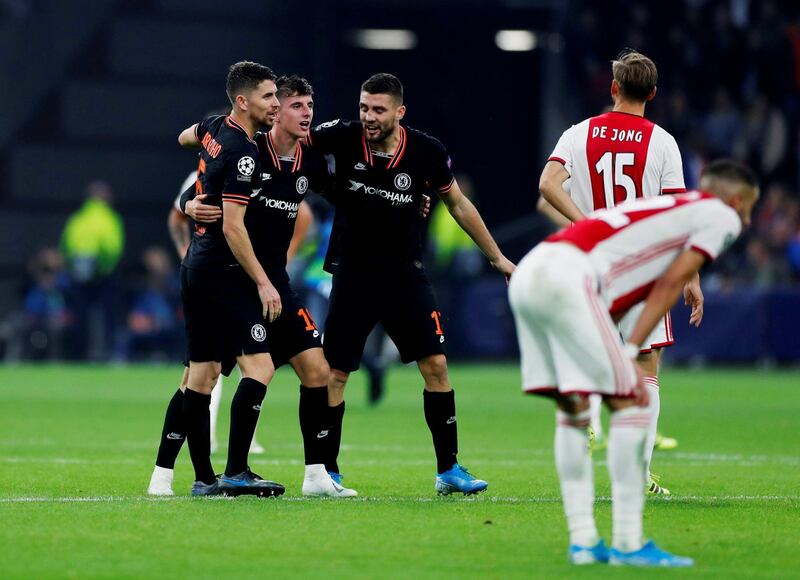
top-left (330, 368), bottom-right (350, 388)
top-left (188, 361), bottom-right (221, 393)
top-left (419, 354), bottom-right (450, 390)
top-left (302, 364), bottom-right (330, 388)
top-left (238, 354), bottom-right (275, 385)
top-left (555, 393), bottom-right (590, 414)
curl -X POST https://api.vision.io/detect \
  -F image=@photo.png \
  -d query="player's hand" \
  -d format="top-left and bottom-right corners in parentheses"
top-left (490, 255), bottom-right (516, 283)
top-left (419, 194), bottom-right (431, 218)
top-left (186, 194), bottom-right (222, 223)
top-left (683, 276), bottom-right (704, 327)
top-left (631, 362), bottom-right (650, 407)
top-left (258, 282), bottom-right (282, 322)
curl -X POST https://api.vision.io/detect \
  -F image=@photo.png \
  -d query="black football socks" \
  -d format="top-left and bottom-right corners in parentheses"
top-left (182, 387), bottom-right (216, 484)
top-left (423, 389), bottom-right (459, 473)
top-left (299, 385), bottom-right (330, 465)
top-left (225, 377), bottom-right (267, 476)
top-left (325, 401), bottom-right (345, 474)
top-left (155, 388), bottom-right (185, 469)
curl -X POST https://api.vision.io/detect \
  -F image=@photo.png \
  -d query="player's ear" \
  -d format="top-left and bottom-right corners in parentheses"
top-left (646, 86), bottom-right (657, 102)
top-left (235, 93), bottom-right (248, 111)
top-left (396, 104), bottom-right (406, 121)
top-left (610, 79), bottom-right (620, 98)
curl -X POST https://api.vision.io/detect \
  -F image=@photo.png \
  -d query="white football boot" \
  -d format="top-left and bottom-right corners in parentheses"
top-left (147, 466), bottom-right (174, 496)
top-left (302, 464), bottom-right (358, 498)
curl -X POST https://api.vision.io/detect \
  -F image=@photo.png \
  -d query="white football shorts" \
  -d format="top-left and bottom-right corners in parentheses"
top-left (618, 303), bottom-right (674, 353)
top-left (508, 242), bottom-right (638, 397)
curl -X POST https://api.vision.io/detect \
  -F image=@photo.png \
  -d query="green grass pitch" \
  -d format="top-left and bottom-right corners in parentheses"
top-left (1, 364), bottom-right (798, 578)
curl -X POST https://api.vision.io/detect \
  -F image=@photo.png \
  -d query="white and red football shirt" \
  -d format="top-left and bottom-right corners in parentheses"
top-left (547, 192), bottom-right (741, 316)
top-left (549, 111), bottom-right (685, 213)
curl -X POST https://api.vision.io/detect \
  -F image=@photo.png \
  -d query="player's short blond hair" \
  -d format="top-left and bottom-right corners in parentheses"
top-left (612, 50), bottom-right (658, 102)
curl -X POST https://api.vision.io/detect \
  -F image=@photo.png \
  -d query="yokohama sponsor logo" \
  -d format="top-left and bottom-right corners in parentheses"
top-left (259, 198), bottom-right (300, 212)
top-left (348, 180), bottom-right (413, 206)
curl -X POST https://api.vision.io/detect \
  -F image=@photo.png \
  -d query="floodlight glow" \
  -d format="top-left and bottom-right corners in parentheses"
top-left (495, 30), bottom-right (537, 52)
top-left (351, 29), bottom-right (417, 50)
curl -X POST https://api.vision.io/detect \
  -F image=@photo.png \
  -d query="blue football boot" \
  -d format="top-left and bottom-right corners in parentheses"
top-left (435, 464), bottom-right (488, 495)
top-left (218, 468), bottom-right (285, 498)
top-left (610, 540), bottom-right (694, 567)
top-left (568, 540), bottom-right (610, 565)
top-left (191, 478), bottom-right (222, 496)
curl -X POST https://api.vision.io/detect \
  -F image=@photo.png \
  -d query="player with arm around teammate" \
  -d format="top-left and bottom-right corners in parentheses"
top-left (159, 75), bottom-right (357, 498)
top-left (171, 61), bottom-right (284, 497)
top-left (307, 73), bottom-right (515, 495)
top-left (538, 50), bottom-right (699, 493)
top-left (509, 160), bottom-right (758, 566)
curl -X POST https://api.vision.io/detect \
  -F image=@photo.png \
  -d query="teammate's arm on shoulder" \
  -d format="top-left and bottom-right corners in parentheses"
top-left (539, 160), bottom-right (584, 223)
top-left (178, 123), bottom-right (201, 147)
top-left (308, 118), bottom-right (345, 152)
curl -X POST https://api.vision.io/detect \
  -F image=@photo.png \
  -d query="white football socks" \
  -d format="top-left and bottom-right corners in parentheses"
top-left (608, 406), bottom-right (651, 552)
top-left (209, 375), bottom-right (224, 447)
top-left (555, 409), bottom-right (598, 547)
top-left (643, 376), bottom-right (660, 477)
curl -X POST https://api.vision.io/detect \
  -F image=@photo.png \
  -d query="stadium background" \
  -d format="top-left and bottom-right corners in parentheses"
top-left (1, 2), bottom-right (799, 578)
top-left (0, 0), bottom-right (798, 364)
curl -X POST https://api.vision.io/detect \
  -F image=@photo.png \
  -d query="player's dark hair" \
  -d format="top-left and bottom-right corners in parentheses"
top-left (276, 75), bottom-right (314, 99)
top-left (225, 61), bottom-right (277, 106)
top-left (611, 49), bottom-right (657, 102)
top-left (361, 73), bottom-right (403, 104)
top-left (701, 159), bottom-right (758, 188)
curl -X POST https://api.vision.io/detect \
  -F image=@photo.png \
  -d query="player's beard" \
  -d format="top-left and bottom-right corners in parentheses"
top-left (364, 122), bottom-right (393, 144)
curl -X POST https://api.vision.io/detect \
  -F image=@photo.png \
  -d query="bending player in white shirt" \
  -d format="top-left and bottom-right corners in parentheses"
top-left (537, 50), bottom-right (699, 494)
top-left (510, 160), bottom-right (758, 566)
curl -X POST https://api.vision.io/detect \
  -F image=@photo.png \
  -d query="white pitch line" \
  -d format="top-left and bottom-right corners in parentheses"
top-left (0, 495), bottom-right (797, 505)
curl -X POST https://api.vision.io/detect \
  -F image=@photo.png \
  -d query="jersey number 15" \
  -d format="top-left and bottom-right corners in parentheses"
top-left (594, 152), bottom-right (637, 208)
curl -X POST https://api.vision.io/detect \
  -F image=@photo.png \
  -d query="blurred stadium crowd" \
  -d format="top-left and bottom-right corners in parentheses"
top-left (2, 0), bottom-right (799, 362)
top-left (564, 0), bottom-right (800, 288)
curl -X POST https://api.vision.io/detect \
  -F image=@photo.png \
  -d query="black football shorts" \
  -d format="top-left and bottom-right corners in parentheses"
top-left (183, 278), bottom-right (323, 375)
top-left (181, 265), bottom-right (271, 367)
top-left (323, 265), bottom-right (446, 373)
top-left (264, 281), bottom-right (323, 368)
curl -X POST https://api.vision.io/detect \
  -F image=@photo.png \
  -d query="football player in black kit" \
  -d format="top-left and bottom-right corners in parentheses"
top-left (231, 74), bottom-right (356, 497)
top-left (153, 74), bottom-right (357, 497)
top-left (307, 73), bottom-right (516, 494)
top-left (173, 61), bottom-right (285, 496)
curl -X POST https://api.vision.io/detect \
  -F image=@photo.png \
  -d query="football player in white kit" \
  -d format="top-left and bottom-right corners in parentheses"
top-left (509, 160), bottom-right (758, 566)
top-left (538, 50), bottom-right (697, 494)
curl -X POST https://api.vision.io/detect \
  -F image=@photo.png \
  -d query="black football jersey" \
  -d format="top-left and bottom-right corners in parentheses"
top-left (308, 120), bottom-right (455, 273)
top-left (183, 115), bottom-right (261, 271)
top-left (246, 131), bottom-right (333, 279)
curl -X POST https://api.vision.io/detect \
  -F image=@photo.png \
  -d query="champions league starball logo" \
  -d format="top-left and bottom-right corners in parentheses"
top-left (296, 176), bottom-right (309, 195)
top-left (394, 173), bottom-right (411, 191)
top-left (238, 156), bottom-right (255, 176)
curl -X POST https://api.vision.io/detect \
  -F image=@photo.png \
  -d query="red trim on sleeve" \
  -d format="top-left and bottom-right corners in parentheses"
top-left (436, 176), bottom-right (455, 193)
top-left (662, 188), bottom-right (687, 194)
top-left (689, 245), bottom-right (714, 262)
top-left (222, 193), bottom-right (250, 206)
top-left (548, 156), bottom-right (567, 165)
